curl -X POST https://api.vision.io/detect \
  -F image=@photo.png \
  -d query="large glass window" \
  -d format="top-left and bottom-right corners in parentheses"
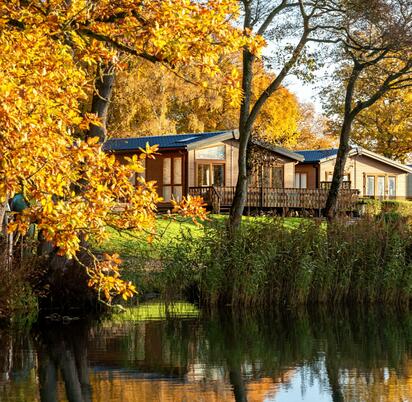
top-left (195, 145), bottom-right (225, 160)
top-left (388, 176), bottom-right (396, 197)
top-left (197, 163), bottom-right (225, 186)
top-left (163, 186), bottom-right (172, 201)
top-left (173, 158), bottom-right (182, 184)
top-left (295, 173), bottom-right (307, 189)
top-left (163, 158), bottom-right (171, 185)
top-left (377, 176), bottom-right (385, 197)
top-left (366, 176), bottom-right (375, 196)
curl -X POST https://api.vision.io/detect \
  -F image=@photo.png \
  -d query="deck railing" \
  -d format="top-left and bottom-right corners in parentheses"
top-left (320, 181), bottom-right (352, 190)
top-left (189, 186), bottom-right (359, 213)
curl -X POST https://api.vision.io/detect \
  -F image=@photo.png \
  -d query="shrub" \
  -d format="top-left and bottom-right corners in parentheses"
top-left (0, 236), bottom-right (38, 325)
top-left (360, 199), bottom-right (412, 221)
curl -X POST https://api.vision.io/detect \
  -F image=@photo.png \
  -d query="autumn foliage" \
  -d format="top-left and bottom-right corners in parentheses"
top-left (0, 0), bottom-right (261, 304)
top-left (108, 58), bottom-right (302, 147)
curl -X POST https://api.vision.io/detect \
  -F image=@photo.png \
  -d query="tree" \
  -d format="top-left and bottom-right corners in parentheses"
top-left (322, 0), bottom-right (412, 219)
top-left (331, 89), bottom-right (411, 163)
top-left (0, 0), bottom-right (258, 304)
top-left (294, 103), bottom-right (337, 150)
top-left (108, 58), bottom-right (301, 147)
top-left (228, 0), bottom-right (334, 232)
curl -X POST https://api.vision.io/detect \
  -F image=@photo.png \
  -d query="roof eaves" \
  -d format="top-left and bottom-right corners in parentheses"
top-left (356, 147), bottom-right (412, 173)
top-left (250, 139), bottom-right (304, 161)
top-left (316, 147), bottom-right (412, 173)
top-left (185, 130), bottom-right (238, 150)
top-left (273, 147), bottom-right (304, 162)
top-left (318, 149), bottom-right (354, 163)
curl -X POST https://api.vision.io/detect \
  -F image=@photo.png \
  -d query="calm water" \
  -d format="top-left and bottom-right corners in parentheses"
top-left (2, 303), bottom-right (412, 401)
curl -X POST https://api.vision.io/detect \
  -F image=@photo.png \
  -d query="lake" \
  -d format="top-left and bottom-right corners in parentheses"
top-left (1, 302), bottom-right (412, 401)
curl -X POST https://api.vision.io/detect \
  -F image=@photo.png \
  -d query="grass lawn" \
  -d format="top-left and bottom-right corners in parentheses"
top-left (91, 215), bottom-right (318, 298)
top-left (94, 215), bottom-right (307, 259)
top-left (104, 301), bottom-right (200, 323)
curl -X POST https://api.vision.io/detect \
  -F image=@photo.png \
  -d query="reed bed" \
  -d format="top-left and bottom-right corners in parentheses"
top-left (159, 217), bottom-right (412, 307)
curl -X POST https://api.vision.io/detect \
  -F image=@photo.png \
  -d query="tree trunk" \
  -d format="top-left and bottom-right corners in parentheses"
top-left (324, 64), bottom-right (361, 220)
top-left (228, 49), bottom-right (254, 233)
top-left (324, 117), bottom-right (353, 219)
top-left (228, 19), bottom-right (310, 233)
top-left (87, 62), bottom-right (115, 143)
top-left (39, 62), bottom-right (116, 309)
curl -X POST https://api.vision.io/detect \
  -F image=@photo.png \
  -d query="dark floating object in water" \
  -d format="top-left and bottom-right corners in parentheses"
top-left (44, 313), bottom-right (80, 322)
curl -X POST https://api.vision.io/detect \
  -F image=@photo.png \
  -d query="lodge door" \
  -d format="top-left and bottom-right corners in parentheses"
top-left (146, 154), bottom-right (185, 202)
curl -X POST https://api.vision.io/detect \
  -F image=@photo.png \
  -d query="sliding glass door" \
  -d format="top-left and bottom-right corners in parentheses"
top-left (163, 157), bottom-right (183, 201)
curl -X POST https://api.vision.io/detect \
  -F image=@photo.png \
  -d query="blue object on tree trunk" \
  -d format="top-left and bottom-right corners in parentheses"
top-left (10, 194), bottom-right (28, 212)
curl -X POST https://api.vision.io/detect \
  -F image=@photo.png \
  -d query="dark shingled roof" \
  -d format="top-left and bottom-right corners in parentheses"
top-left (103, 131), bottom-right (230, 151)
top-left (294, 148), bottom-right (339, 163)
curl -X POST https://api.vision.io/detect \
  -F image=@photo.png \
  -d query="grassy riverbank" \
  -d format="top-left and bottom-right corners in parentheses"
top-left (95, 215), bottom-right (304, 258)
top-left (98, 215), bottom-right (412, 307)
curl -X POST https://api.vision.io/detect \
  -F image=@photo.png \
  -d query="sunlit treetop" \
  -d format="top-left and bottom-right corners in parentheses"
top-left (1, 0), bottom-right (265, 104)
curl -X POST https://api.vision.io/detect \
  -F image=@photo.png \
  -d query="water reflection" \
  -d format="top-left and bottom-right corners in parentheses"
top-left (2, 306), bottom-right (412, 401)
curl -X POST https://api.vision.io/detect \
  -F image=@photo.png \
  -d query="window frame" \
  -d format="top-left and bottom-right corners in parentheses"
top-left (195, 145), bottom-right (226, 161)
top-left (326, 171), bottom-right (351, 182)
top-left (366, 175), bottom-right (376, 196)
top-left (196, 161), bottom-right (226, 187)
top-left (295, 172), bottom-right (308, 189)
top-left (364, 173), bottom-right (397, 198)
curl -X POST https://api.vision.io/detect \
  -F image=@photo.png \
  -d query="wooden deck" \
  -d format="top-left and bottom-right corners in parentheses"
top-left (188, 186), bottom-right (360, 214)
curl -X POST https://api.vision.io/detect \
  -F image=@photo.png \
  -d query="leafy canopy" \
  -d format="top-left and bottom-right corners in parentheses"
top-left (0, 0), bottom-right (261, 303)
top-left (108, 58), bottom-right (301, 147)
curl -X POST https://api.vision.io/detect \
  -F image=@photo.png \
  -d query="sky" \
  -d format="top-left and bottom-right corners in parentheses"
top-left (285, 77), bottom-right (323, 112)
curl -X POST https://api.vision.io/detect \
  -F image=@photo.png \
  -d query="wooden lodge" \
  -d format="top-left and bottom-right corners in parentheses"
top-left (104, 130), bottom-right (411, 215)
top-left (294, 148), bottom-right (412, 201)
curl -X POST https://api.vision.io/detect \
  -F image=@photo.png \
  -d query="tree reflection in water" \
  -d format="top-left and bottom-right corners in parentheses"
top-left (36, 322), bottom-right (92, 402)
top-left (1, 306), bottom-right (412, 401)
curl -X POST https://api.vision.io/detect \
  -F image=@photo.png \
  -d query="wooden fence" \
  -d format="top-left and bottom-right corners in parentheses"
top-left (189, 186), bottom-right (359, 214)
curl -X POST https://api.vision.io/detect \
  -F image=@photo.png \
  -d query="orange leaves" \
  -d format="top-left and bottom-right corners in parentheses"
top-left (2, 0), bottom-right (263, 106)
top-left (0, 0), bottom-right (259, 305)
top-left (171, 195), bottom-right (209, 224)
top-left (87, 253), bottom-right (137, 303)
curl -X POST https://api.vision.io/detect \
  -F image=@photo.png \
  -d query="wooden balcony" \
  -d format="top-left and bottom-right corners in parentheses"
top-left (188, 186), bottom-right (360, 214)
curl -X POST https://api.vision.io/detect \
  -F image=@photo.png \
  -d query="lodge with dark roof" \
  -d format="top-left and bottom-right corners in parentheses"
top-left (104, 131), bottom-right (412, 213)
top-left (295, 146), bottom-right (411, 199)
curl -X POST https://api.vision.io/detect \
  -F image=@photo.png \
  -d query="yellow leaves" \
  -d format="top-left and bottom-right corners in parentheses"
top-left (0, 0), bottom-right (257, 305)
top-left (139, 143), bottom-right (159, 159)
top-left (171, 195), bottom-right (209, 225)
top-left (125, 154), bottom-right (144, 173)
top-left (87, 254), bottom-right (137, 303)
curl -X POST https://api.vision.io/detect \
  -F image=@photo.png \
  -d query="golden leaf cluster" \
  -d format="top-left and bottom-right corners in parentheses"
top-left (0, 0), bottom-right (259, 303)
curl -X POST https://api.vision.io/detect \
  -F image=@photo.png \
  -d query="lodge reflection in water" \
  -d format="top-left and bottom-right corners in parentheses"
top-left (2, 307), bottom-right (412, 401)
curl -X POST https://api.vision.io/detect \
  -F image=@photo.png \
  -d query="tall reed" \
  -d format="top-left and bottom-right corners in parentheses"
top-left (159, 217), bottom-right (412, 307)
